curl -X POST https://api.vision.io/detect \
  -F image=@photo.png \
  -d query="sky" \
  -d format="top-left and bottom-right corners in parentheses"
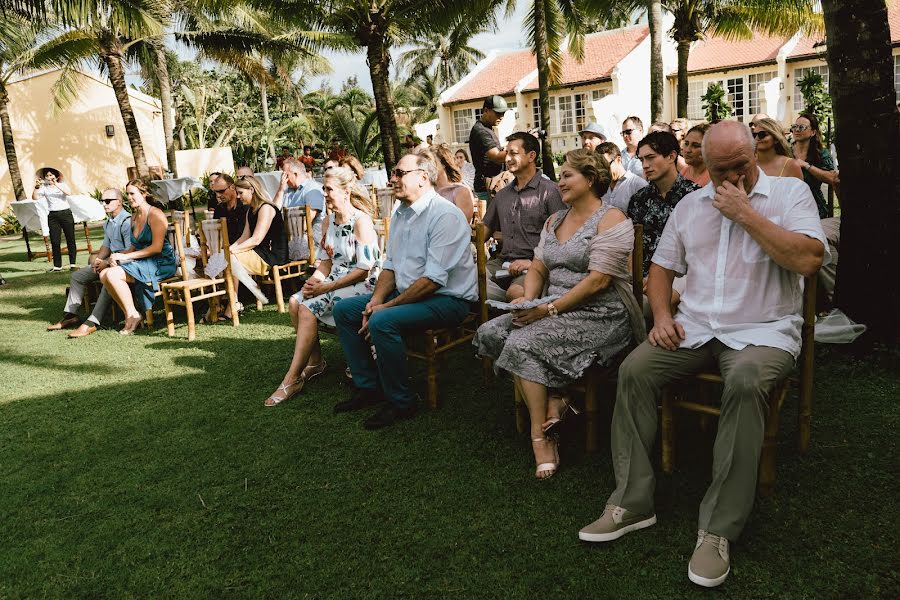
top-left (307, 4), bottom-right (531, 93)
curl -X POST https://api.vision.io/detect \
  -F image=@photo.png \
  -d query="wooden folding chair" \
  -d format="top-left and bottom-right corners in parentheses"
top-left (372, 215), bottom-right (390, 255)
top-left (405, 222), bottom-right (490, 409)
top-left (658, 276), bottom-right (816, 496)
top-left (254, 206), bottom-right (316, 312)
top-left (144, 210), bottom-right (193, 328)
top-left (513, 224), bottom-right (645, 453)
top-left (162, 217), bottom-right (240, 341)
top-left (374, 187), bottom-right (395, 220)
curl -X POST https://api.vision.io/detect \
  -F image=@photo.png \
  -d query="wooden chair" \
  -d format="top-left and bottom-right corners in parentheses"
top-left (162, 217), bottom-right (240, 341)
top-left (39, 222), bottom-right (94, 262)
top-left (374, 187), bottom-right (395, 220)
top-left (513, 224), bottom-right (645, 453)
top-left (144, 210), bottom-right (193, 328)
top-left (405, 222), bottom-right (490, 409)
top-left (659, 276), bottom-right (817, 496)
top-left (254, 206), bottom-right (316, 312)
top-left (373, 215), bottom-right (390, 255)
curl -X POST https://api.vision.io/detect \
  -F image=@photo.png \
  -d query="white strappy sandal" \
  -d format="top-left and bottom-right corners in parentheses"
top-left (532, 437), bottom-right (559, 480)
top-left (265, 377), bottom-right (304, 407)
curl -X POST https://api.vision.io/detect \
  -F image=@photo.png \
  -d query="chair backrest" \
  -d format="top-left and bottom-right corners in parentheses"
top-left (198, 217), bottom-right (233, 267)
top-left (472, 197), bottom-right (487, 224)
top-left (375, 187), bottom-right (394, 219)
top-left (170, 210), bottom-right (192, 279)
top-left (632, 224), bottom-right (644, 314)
top-left (283, 206), bottom-right (316, 262)
top-left (373, 215), bottom-right (390, 255)
top-left (473, 222), bottom-right (489, 325)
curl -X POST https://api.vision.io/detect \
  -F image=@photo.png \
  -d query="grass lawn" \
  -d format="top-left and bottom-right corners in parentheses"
top-left (1, 230), bottom-right (897, 598)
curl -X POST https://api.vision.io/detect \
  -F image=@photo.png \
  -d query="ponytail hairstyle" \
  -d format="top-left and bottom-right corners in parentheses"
top-left (126, 178), bottom-right (166, 210)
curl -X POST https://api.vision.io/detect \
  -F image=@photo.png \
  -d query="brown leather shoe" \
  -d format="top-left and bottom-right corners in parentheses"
top-left (68, 324), bottom-right (97, 338)
top-left (47, 316), bottom-right (80, 331)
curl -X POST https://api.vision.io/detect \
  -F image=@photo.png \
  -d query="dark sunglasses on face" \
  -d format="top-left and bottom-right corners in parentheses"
top-left (391, 168), bottom-right (425, 179)
top-left (101, 198), bottom-right (118, 204)
top-left (752, 131), bottom-right (770, 140)
top-left (791, 124), bottom-right (810, 132)
top-left (621, 128), bottom-right (635, 136)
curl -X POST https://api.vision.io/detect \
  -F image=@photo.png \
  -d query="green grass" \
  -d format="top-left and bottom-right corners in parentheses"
top-left (1, 231), bottom-right (898, 599)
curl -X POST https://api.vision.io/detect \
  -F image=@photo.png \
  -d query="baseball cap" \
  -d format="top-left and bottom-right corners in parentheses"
top-left (483, 95), bottom-right (510, 113)
top-left (580, 122), bottom-right (607, 139)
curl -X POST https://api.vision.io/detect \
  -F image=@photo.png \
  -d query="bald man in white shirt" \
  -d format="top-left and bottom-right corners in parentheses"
top-left (579, 121), bottom-right (829, 588)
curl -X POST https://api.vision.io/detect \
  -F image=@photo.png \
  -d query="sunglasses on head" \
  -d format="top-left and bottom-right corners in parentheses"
top-left (752, 130), bottom-right (770, 140)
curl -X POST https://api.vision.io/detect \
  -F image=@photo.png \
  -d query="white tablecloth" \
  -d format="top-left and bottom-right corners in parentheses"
top-left (150, 177), bottom-right (204, 204)
top-left (11, 195), bottom-right (107, 236)
top-left (253, 171), bottom-right (283, 200)
top-left (362, 168), bottom-right (389, 188)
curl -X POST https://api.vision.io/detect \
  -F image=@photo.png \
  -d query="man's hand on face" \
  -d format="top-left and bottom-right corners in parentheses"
top-left (712, 175), bottom-right (751, 222)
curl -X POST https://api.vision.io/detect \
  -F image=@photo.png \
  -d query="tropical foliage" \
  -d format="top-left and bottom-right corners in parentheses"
top-left (701, 82), bottom-right (731, 122)
top-left (797, 72), bottom-right (833, 142)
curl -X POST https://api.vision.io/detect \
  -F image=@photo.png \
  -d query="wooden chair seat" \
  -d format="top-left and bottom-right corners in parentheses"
top-left (659, 276), bottom-right (817, 497)
top-left (255, 206), bottom-right (316, 313)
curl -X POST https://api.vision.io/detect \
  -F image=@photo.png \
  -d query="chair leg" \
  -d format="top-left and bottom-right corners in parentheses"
top-left (145, 308), bottom-right (154, 329)
top-left (661, 388), bottom-right (675, 474)
top-left (584, 370), bottom-right (600, 454)
top-left (482, 357), bottom-right (492, 384)
top-left (798, 370), bottom-right (813, 455)
top-left (758, 382), bottom-right (787, 497)
top-left (185, 295), bottom-right (196, 341)
top-left (274, 272), bottom-right (286, 313)
top-left (164, 294), bottom-right (175, 337)
top-left (425, 335), bottom-right (438, 410)
top-left (513, 382), bottom-right (527, 434)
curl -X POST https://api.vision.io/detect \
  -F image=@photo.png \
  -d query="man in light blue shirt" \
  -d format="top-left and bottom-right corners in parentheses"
top-left (333, 151), bottom-right (477, 429)
top-left (47, 188), bottom-right (131, 338)
top-left (275, 158), bottom-right (325, 254)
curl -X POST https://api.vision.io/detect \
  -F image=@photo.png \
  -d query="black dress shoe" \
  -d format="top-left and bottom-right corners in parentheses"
top-left (363, 402), bottom-right (419, 430)
top-left (333, 387), bottom-right (385, 413)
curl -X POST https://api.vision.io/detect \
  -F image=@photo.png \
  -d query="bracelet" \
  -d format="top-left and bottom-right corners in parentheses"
top-left (547, 302), bottom-right (559, 317)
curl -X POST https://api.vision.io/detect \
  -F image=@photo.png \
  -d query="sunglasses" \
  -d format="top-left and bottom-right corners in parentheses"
top-left (752, 131), bottom-right (770, 140)
top-left (790, 124), bottom-right (810, 132)
top-left (391, 168), bottom-right (425, 178)
top-left (101, 198), bottom-right (118, 204)
top-left (621, 128), bottom-right (636, 136)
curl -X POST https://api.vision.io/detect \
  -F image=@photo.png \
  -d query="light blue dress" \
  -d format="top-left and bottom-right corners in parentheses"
top-left (121, 220), bottom-right (177, 311)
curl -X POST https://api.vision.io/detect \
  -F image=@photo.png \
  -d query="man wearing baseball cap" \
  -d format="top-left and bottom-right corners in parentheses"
top-left (468, 95), bottom-right (510, 201)
top-left (580, 122), bottom-right (607, 151)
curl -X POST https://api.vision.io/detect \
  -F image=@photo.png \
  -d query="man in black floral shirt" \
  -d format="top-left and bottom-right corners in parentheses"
top-left (627, 131), bottom-right (700, 277)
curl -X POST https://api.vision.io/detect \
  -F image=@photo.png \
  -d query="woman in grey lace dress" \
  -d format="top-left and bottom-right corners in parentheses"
top-left (474, 149), bottom-right (636, 479)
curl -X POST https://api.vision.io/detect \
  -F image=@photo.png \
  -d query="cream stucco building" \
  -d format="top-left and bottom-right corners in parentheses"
top-left (0, 68), bottom-right (166, 204)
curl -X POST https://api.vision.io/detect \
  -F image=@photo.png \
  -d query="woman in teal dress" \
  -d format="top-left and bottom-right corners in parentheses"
top-left (100, 179), bottom-right (177, 335)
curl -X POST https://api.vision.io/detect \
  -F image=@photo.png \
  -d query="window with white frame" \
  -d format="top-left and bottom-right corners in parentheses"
top-left (574, 93), bottom-right (588, 132)
top-left (591, 88), bottom-right (610, 102)
top-left (894, 55), bottom-right (900, 101)
top-left (726, 77), bottom-right (745, 121)
top-left (687, 80), bottom-right (705, 120)
top-left (532, 97), bottom-right (558, 133)
top-left (453, 108), bottom-right (473, 143)
top-left (793, 65), bottom-right (830, 111)
top-left (557, 95), bottom-right (574, 133)
top-left (748, 71), bottom-right (778, 116)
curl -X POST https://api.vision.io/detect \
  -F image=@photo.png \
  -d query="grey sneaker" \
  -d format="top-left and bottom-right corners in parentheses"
top-left (578, 504), bottom-right (657, 542)
top-left (688, 530), bottom-right (730, 587)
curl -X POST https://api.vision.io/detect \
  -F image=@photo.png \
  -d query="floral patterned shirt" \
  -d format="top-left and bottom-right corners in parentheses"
top-left (627, 173), bottom-right (700, 276)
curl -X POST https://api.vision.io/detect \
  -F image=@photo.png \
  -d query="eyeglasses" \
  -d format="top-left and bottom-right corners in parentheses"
top-left (101, 198), bottom-right (118, 204)
top-left (752, 131), bottom-right (770, 140)
top-left (621, 128), bottom-right (636, 136)
top-left (790, 124), bottom-right (810, 132)
top-left (391, 168), bottom-right (425, 179)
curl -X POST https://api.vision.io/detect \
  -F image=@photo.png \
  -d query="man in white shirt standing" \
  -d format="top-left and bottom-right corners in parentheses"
top-left (596, 141), bottom-right (648, 213)
top-left (578, 121), bottom-right (829, 588)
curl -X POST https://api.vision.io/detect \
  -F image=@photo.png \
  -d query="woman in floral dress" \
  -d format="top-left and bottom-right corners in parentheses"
top-left (266, 167), bottom-right (381, 406)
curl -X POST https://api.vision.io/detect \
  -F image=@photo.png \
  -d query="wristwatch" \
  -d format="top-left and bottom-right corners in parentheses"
top-left (547, 302), bottom-right (558, 317)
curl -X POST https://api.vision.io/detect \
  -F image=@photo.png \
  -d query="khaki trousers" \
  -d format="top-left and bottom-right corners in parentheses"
top-left (607, 338), bottom-right (793, 540)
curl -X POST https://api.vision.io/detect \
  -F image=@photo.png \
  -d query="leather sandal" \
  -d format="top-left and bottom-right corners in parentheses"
top-left (542, 395), bottom-right (580, 437)
top-left (301, 360), bottom-right (327, 382)
top-left (265, 377), bottom-right (304, 407)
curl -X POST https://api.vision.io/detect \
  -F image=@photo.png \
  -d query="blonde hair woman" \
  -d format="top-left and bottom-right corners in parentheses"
top-left (225, 175), bottom-right (287, 319)
top-left (474, 149), bottom-right (641, 479)
top-left (101, 179), bottom-right (176, 334)
top-left (266, 166), bottom-right (382, 406)
top-left (752, 117), bottom-right (803, 180)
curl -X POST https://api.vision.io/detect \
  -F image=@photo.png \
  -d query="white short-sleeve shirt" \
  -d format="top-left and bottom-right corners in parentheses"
top-left (651, 169), bottom-right (830, 358)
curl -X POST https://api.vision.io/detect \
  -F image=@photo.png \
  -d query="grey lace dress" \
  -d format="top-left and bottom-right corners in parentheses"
top-left (473, 205), bottom-right (633, 387)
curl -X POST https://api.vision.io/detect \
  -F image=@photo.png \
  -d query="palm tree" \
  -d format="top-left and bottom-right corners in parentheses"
top-left (30, 1), bottom-right (168, 178)
top-left (647, 1), bottom-right (664, 122)
top-left (396, 28), bottom-right (486, 89)
top-left (821, 0), bottom-right (899, 341)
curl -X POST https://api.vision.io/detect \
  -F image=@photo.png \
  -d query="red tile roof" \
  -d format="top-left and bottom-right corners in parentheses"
top-left (790, 1), bottom-right (900, 59)
top-left (444, 26), bottom-right (649, 105)
top-left (681, 33), bottom-right (789, 75)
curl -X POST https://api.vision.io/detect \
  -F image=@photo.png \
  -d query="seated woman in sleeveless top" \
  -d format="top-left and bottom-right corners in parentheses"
top-left (101, 179), bottom-right (177, 335)
top-left (752, 117), bottom-right (803, 180)
top-left (225, 175), bottom-right (288, 319)
top-left (429, 144), bottom-right (476, 222)
top-left (266, 166), bottom-right (382, 406)
top-left (474, 150), bottom-right (642, 480)
top-left (679, 123), bottom-right (711, 186)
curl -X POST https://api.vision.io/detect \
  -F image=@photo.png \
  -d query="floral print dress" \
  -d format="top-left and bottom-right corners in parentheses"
top-left (293, 211), bottom-right (381, 327)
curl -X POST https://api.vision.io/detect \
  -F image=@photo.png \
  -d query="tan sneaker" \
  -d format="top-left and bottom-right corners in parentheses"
top-left (578, 504), bottom-right (657, 542)
top-left (688, 530), bottom-right (730, 587)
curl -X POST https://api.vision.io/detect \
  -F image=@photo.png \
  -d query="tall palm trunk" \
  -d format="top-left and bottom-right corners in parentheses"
top-left (260, 82), bottom-right (276, 162)
top-left (100, 35), bottom-right (150, 178)
top-left (151, 40), bottom-right (176, 175)
top-left (676, 39), bottom-right (691, 118)
top-left (0, 81), bottom-right (25, 207)
top-left (823, 0), bottom-right (899, 341)
top-left (367, 32), bottom-right (400, 173)
top-left (647, 1), bottom-right (665, 122)
top-left (533, 0), bottom-right (555, 180)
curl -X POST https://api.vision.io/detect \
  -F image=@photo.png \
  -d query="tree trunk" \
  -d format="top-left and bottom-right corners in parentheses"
top-left (0, 82), bottom-right (25, 207)
top-left (676, 39), bottom-right (691, 118)
top-left (100, 37), bottom-right (150, 178)
top-left (647, 1), bottom-right (665, 122)
top-left (151, 40), bottom-right (177, 176)
top-left (366, 31), bottom-right (400, 173)
top-left (533, 0), bottom-right (556, 180)
top-left (823, 0), bottom-right (899, 342)
top-left (260, 82), bottom-right (276, 163)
